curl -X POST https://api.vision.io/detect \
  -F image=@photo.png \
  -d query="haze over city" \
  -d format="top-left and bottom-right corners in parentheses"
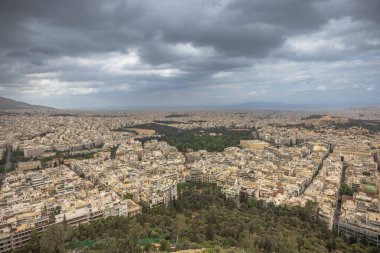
top-left (0, 0), bottom-right (379, 109)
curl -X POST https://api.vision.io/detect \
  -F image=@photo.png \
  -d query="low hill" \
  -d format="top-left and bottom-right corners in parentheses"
top-left (0, 96), bottom-right (54, 110)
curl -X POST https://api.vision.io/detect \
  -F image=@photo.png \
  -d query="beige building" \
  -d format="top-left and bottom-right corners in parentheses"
top-left (240, 140), bottom-right (269, 150)
top-left (24, 147), bottom-right (45, 158)
top-left (17, 161), bottom-right (41, 171)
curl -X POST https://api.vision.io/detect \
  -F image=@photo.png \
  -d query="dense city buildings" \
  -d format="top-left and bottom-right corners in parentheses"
top-left (0, 109), bottom-right (379, 251)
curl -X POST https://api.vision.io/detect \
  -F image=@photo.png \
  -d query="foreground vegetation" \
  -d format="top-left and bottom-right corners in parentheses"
top-left (124, 123), bottom-right (254, 152)
top-left (14, 182), bottom-right (378, 253)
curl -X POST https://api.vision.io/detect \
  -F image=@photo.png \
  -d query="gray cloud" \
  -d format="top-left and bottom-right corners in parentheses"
top-left (0, 0), bottom-right (379, 108)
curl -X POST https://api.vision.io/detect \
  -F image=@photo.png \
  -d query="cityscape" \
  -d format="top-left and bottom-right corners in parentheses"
top-left (0, 107), bottom-right (380, 252)
top-left (1, 0), bottom-right (380, 252)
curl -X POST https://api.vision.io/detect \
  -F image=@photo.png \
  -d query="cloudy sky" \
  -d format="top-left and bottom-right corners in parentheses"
top-left (0, 0), bottom-right (379, 108)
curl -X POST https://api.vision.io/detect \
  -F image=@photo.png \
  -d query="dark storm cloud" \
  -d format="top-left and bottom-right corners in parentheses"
top-left (0, 0), bottom-right (321, 61)
top-left (227, 0), bottom-right (327, 30)
top-left (0, 0), bottom-right (379, 107)
top-left (319, 0), bottom-right (380, 24)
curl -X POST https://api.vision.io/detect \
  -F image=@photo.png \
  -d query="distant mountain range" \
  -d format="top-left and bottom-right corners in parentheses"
top-left (98, 102), bottom-right (380, 111)
top-left (223, 101), bottom-right (374, 111)
top-left (1, 96), bottom-right (378, 111)
top-left (0, 96), bottom-right (54, 110)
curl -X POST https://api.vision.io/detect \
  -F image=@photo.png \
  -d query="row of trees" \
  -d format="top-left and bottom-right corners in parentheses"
top-left (14, 182), bottom-right (379, 253)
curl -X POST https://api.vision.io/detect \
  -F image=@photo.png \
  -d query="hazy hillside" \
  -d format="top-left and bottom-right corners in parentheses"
top-left (0, 96), bottom-right (54, 110)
